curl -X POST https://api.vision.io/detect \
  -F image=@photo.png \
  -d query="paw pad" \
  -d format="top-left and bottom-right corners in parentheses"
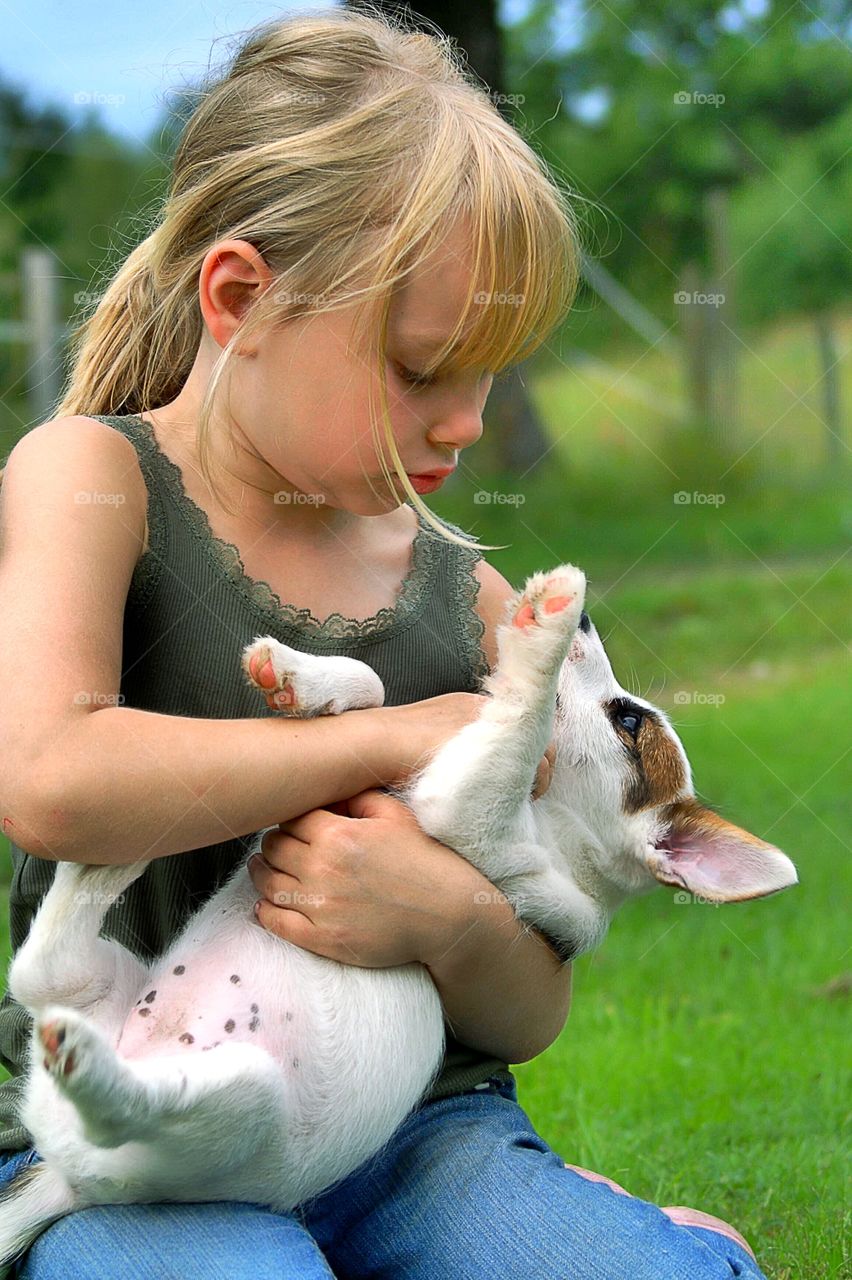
top-left (243, 642), bottom-right (298, 712)
top-left (39, 1019), bottom-right (76, 1077)
top-left (512, 587), bottom-right (576, 629)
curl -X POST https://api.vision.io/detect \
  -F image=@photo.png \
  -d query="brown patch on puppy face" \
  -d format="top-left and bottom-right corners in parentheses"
top-left (606, 698), bottom-right (687, 812)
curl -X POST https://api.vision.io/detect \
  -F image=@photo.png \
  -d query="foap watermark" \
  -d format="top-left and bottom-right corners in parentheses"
top-left (73, 691), bottom-right (126, 707)
top-left (473, 490), bottom-right (526, 507)
top-left (73, 890), bottom-right (126, 907)
top-left (74, 490), bottom-right (126, 506)
top-left (473, 290), bottom-right (526, 307)
top-left (674, 290), bottom-right (725, 308)
top-left (73, 90), bottom-right (126, 108)
top-left (273, 890), bottom-right (326, 907)
top-left (490, 92), bottom-right (525, 108)
top-left (673, 890), bottom-right (723, 907)
top-left (272, 289), bottom-right (328, 307)
top-left (280, 91), bottom-right (327, 106)
top-left (472, 889), bottom-right (513, 907)
top-left (73, 290), bottom-right (102, 309)
top-left (673, 90), bottom-right (725, 108)
top-left (673, 491), bottom-right (726, 506)
top-left (672, 691), bottom-right (726, 707)
top-left (274, 491), bottom-right (326, 505)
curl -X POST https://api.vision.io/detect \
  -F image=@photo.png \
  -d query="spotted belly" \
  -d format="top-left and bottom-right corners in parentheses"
top-left (117, 961), bottom-right (280, 1061)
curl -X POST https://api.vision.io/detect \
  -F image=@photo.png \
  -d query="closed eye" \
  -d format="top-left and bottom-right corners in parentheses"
top-left (393, 361), bottom-right (438, 390)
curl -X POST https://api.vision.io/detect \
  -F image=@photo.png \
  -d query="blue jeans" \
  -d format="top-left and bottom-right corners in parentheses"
top-left (0, 1075), bottom-right (765, 1278)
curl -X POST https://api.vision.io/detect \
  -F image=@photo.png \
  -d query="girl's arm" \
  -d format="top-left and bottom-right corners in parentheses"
top-left (0, 418), bottom-right (477, 864)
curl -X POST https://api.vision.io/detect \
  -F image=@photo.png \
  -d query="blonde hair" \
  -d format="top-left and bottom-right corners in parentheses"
top-left (46, 4), bottom-right (582, 547)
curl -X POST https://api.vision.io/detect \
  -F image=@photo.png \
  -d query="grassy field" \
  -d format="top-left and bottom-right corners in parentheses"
top-left (0, 313), bottom-right (848, 1276)
top-left (514, 650), bottom-right (849, 1280)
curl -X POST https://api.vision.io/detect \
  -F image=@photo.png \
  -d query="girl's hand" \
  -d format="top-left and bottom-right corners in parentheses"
top-left (248, 789), bottom-right (486, 968)
top-left (532, 739), bottom-right (557, 800)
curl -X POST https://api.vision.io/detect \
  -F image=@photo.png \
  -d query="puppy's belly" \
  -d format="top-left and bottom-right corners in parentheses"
top-left (116, 940), bottom-right (291, 1063)
top-left (117, 967), bottom-right (267, 1059)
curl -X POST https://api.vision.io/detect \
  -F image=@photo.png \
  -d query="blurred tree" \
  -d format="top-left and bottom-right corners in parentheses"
top-left (733, 105), bottom-right (851, 469)
top-left (0, 79), bottom-right (72, 252)
top-left (0, 76), bottom-right (167, 436)
top-left (499, 0), bottom-right (851, 453)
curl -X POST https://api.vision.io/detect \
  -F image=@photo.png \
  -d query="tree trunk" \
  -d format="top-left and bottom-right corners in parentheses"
top-left (705, 186), bottom-right (739, 450)
top-left (813, 310), bottom-right (844, 469)
top-left (678, 259), bottom-right (713, 431)
top-left (345, 0), bottom-right (557, 475)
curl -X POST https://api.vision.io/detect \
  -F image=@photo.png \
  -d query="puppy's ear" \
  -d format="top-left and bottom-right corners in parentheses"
top-left (645, 799), bottom-right (798, 902)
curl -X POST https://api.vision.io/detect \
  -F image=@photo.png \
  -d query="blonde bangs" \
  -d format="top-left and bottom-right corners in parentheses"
top-left (395, 114), bottom-right (580, 385)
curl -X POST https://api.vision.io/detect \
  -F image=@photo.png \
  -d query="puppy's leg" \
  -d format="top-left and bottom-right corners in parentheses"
top-left (9, 860), bottom-right (150, 1018)
top-left (35, 1006), bottom-right (284, 1154)
top-left (241, 637), bottom-right (384, 716)
top-left (403, 566), bottom-right (585, 881)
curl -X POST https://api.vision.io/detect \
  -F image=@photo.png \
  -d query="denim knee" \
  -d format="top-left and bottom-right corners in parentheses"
top-left (17, 1199), bottom-right (336, 1280)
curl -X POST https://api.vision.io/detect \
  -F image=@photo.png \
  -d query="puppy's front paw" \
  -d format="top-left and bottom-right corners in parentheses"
top-left (242, 638), bottom-right (302, 712)
top-left (241, 637), bottom-right (385, 717)
top-left (511, 566), bottom-right (586, 631)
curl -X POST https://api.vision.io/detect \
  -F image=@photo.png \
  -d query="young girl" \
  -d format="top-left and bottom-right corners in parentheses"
top-left (0, 8), bottom-right (766, 1277)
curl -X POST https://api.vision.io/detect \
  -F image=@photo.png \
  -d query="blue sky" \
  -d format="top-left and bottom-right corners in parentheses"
top-left (1, 0), bottom-right (787, 147)
top-left (2, 1), bottom-right (606, 147)
top-left (1, 0), bottom-right (339, 145)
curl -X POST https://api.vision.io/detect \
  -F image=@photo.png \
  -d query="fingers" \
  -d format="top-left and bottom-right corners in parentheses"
top-left (532, 739), bottom-right (557, 800)
top-left (276, 807), bottom-right (337, 840)
top-left (260, 828), bottom-right (307, 868)
top-left (248, 851), bottom-right (303, 908)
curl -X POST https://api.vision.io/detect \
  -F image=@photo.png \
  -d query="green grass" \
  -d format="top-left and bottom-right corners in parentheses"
top-left (532, 311), bottom-right (852, 480)
top-left (513, 651), bottom-right (849, 1280)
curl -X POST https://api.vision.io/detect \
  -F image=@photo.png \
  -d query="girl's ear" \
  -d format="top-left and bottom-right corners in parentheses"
top-left (645, 798), bottom-right (798, 902)
top-left (199, 239), bottom-right (274, 349)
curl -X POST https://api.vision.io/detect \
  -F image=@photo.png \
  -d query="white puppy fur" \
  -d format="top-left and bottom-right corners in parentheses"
top-left (0, 565), bottom-right (797, 1263)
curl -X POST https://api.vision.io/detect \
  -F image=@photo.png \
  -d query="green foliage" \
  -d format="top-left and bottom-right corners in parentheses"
top-left (502, 0), bottom-right (852, 327)
top-left (733, 108), bottom-right (852, 322)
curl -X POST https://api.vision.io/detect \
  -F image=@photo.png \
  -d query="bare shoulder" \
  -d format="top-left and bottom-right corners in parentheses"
top-left (472, 558), bottom-right (517, 672)
top-left (9, 413), bottom-right (142, 460)
top-left (4, 414), bottom-right (149, 551)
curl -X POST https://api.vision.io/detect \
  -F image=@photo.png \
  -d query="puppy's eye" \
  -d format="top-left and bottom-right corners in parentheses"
top-left (616, 711), bottom-right (643, 737)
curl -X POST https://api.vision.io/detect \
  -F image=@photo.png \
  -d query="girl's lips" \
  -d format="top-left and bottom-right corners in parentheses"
top-left (407, 473), bottom-right (449, 494)
top-left (405, 468), bottom-right (455, 494)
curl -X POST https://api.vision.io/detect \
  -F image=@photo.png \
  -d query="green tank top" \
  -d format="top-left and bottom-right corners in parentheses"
top-left (0, 412), bottom-right (513, 1152)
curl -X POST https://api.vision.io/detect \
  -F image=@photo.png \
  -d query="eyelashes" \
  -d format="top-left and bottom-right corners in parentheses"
top-left (393, 362), bottom-right (437, 390)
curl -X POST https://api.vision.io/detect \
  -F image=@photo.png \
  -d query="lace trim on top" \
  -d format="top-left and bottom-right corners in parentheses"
top-left (453, 546), bottom-right (490, 685)
top-left (108, 413), bottom-right (484, 647)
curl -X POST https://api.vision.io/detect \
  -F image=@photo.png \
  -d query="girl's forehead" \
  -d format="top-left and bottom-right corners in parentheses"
top-left (389, 244), bottom-right (477, 347)
top-left (388, 220), bottom-right (478, 332)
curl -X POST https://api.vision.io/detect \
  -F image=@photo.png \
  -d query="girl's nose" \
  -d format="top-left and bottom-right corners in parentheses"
top-left (428, 399), bottom-right (485, 454)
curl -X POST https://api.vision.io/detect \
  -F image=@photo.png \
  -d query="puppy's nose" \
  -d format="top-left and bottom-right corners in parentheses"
top-left (579, 610), bottom-right (591, 634)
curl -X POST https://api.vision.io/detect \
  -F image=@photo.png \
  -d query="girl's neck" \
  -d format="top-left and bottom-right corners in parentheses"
top-left (139, 403), bottom-right (377, 546)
